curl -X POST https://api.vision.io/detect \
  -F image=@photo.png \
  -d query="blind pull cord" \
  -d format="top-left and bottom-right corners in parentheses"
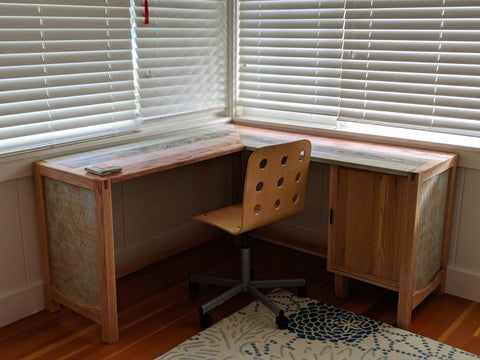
top-left (144, 0), bottom-right (149, 25)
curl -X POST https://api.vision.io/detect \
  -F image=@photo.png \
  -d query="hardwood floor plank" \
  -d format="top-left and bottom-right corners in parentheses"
top-left (474, 325), bottom-right (480, 337)
top-left (408, 293), bottom-right (472, 340)
top-left (0, 311), bottom-right (94, 359)
top-left (0, 308), bottom-right (68, 343)
top-left (438, 302), bottom-right (478, 343)
top-left (108, 312), bottom-right (200, 360)
top-left (438, 301), bottom-right (480, 355)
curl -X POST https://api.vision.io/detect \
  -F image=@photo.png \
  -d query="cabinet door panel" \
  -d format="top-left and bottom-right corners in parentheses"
top-left (329, 166), bottom-right (407, 283)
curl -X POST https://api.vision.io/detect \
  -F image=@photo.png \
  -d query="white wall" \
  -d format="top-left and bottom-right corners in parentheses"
top-left (445, 167), bottom-right (480, 302)
top-left (0, 160), bottom-right (479, 328)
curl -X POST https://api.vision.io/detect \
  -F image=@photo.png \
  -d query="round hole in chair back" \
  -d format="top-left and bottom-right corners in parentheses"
top-left (256, 181), bottom-right (264, 192)
top-left (299, 150), bottom-right (305, 161)
top-left (292, 193), bottom-right (299, 204)
top-left (281, 155), bottom-right (288, 165)
top-left (274, 199), bottom-right (281, 209)
top-left (295, 172), bottom-right (301, 183)
top-left (259, 158), bottom-right (268, 169)
top-left (254, 204), bottom-right (262, 215)
top-left (277, 177), bottom-right (284, 187)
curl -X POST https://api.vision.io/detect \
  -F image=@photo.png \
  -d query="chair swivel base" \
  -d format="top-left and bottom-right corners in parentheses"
top-left (189, 245), bottom-right (307, 329)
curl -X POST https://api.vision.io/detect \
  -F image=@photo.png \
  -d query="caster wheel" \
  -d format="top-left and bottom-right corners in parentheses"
top-left (297, 285), bottom-right (307, 298)
top-left (276, 310), bottom-right (288, 330)
top-left (199, 308), bottom-right (213, 328)
top-left (189, 281), bottom-right (199, 292)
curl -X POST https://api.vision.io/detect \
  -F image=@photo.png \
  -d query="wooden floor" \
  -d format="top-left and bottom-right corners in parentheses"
top-left (1, 238), bottom-right (480, 359)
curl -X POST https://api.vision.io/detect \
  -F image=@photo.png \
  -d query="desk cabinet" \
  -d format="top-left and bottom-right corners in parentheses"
top-left (328, 163), bottom-right (456, 329)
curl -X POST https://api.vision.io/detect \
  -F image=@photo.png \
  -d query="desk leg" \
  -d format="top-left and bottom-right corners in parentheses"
top-left (94, 180), bottom-right (118, 344)
top-left (397, 173), bottom-right (421, 330)
top-left (397, 289), bottom-right (413, 329)
top-left (436, 166), bottom-right (457, 295)
top-left (334, 274), bottom-right (349, 299)
top-left (34, 169), bottom-right (61, 313)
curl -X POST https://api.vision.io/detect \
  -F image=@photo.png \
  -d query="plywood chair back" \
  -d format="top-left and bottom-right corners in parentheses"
top-left (240, 140), bottom-right (311, 233)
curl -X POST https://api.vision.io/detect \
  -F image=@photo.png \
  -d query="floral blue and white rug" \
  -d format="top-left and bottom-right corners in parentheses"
top-left (157, 289), bottom-right (479, 359)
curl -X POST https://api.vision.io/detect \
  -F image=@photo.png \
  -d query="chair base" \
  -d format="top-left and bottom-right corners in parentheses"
top-left (189, 237), bottom-right (306, 329)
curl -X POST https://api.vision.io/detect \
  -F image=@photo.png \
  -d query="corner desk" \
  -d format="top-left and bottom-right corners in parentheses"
top-left (34, 124), bottom-right (457, 343)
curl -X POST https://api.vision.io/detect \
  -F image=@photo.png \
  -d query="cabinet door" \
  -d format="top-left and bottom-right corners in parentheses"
top-left (328, 166), bottom-right (409, 288)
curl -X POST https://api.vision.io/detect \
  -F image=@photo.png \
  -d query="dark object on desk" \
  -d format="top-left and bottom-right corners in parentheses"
top-left (189, 139), bottom-right (312, 329)
top-left (85, 165), bottom-right (122, 176)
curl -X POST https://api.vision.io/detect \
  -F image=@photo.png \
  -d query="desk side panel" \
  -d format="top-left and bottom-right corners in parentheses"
top-left (44, 178), bottom-right (99, 306)
top-left (414, 170), bottom-right (449, 291)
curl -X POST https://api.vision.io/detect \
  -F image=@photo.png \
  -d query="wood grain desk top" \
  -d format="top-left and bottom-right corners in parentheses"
top-left (235, 125), bottom-right (456, 176)
top-left (39, 126), bottom-right (244, 183)
top-left (37, 124), bottom-right (456, 181)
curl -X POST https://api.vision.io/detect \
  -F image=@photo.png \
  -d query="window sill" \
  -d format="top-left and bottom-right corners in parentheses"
top-left (234, 116), bottom-right (480, 170)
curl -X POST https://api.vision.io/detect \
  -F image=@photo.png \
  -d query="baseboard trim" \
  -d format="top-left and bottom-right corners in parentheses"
top-left (445, 267), bottom-right (480, 302)
top-left (115, 222), bottom-right (222, 277)
top-left (250, 222), bottom-right (327, 258)
top-left (0, 283), bottom-right (44, 328)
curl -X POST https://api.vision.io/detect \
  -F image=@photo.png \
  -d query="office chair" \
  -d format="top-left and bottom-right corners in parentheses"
top-left (189, 139), bottom-right (312, 329)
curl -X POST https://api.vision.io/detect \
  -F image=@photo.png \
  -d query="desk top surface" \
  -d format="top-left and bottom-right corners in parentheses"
top-left (39, 124), bottom-right (456, 182)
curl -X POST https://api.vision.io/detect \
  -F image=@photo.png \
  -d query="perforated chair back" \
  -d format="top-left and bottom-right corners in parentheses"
top-left (240, 140), bottom-right (311, 233)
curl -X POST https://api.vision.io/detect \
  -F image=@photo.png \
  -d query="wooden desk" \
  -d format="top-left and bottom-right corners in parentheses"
top-left (34, 124), bottom-right (457, 342)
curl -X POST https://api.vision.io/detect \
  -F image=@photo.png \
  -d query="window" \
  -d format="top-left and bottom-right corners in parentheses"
top-left (237, 0), bottom-right (345, 125)
top-left (237, 0), bottom-right (480, 139)
top-left (131, 0), bottom-right (228, 121)
top-left (0, 0), bottom-right (229, 156)
top-left (0, 0), bottom-right (137, 156)
top-left (339, 0), bottom-right (480, 137)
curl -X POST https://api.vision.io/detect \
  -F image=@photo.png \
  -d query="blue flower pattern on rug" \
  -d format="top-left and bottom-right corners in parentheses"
top-left (288, 301), bottom-right (380, 343)
top-left (157, 289), bottom-right (480, 360)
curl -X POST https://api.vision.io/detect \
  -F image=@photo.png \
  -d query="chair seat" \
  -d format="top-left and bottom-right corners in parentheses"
top-left (192, 204), bottom-right (243, 235)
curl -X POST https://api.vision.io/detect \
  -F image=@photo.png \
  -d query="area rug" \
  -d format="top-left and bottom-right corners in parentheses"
top-left (157, 289), bottom-right (479, 359)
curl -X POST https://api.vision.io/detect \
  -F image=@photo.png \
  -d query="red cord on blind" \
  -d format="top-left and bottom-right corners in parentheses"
top-left (144, 0), bottom-right (149, 25)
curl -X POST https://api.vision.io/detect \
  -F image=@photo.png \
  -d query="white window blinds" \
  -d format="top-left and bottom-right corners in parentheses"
top-left (131, 0), bottom-right (228, 120)
top-left (339, 0), bottom-right (480, 136)
top-left (0, 0), bottom-right (138, 155)
top-left (238, 0), bottom-right (480, 138)
top-left (237, 0), bottom-right (346, 123)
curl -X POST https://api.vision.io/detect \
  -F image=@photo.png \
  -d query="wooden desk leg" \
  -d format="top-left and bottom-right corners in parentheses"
top-left (397, 288), bottom-right (413, 329)
top-left (94, 180), bottom-right (118, 344)
top-left (334, 274), bottom-right (349, 299)
top-left (34, 169), bottom-right (61, 313)
top-left (435, 166), bottom-right (458, 296)
top-left (397, 173), bottom-right (421, 330)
